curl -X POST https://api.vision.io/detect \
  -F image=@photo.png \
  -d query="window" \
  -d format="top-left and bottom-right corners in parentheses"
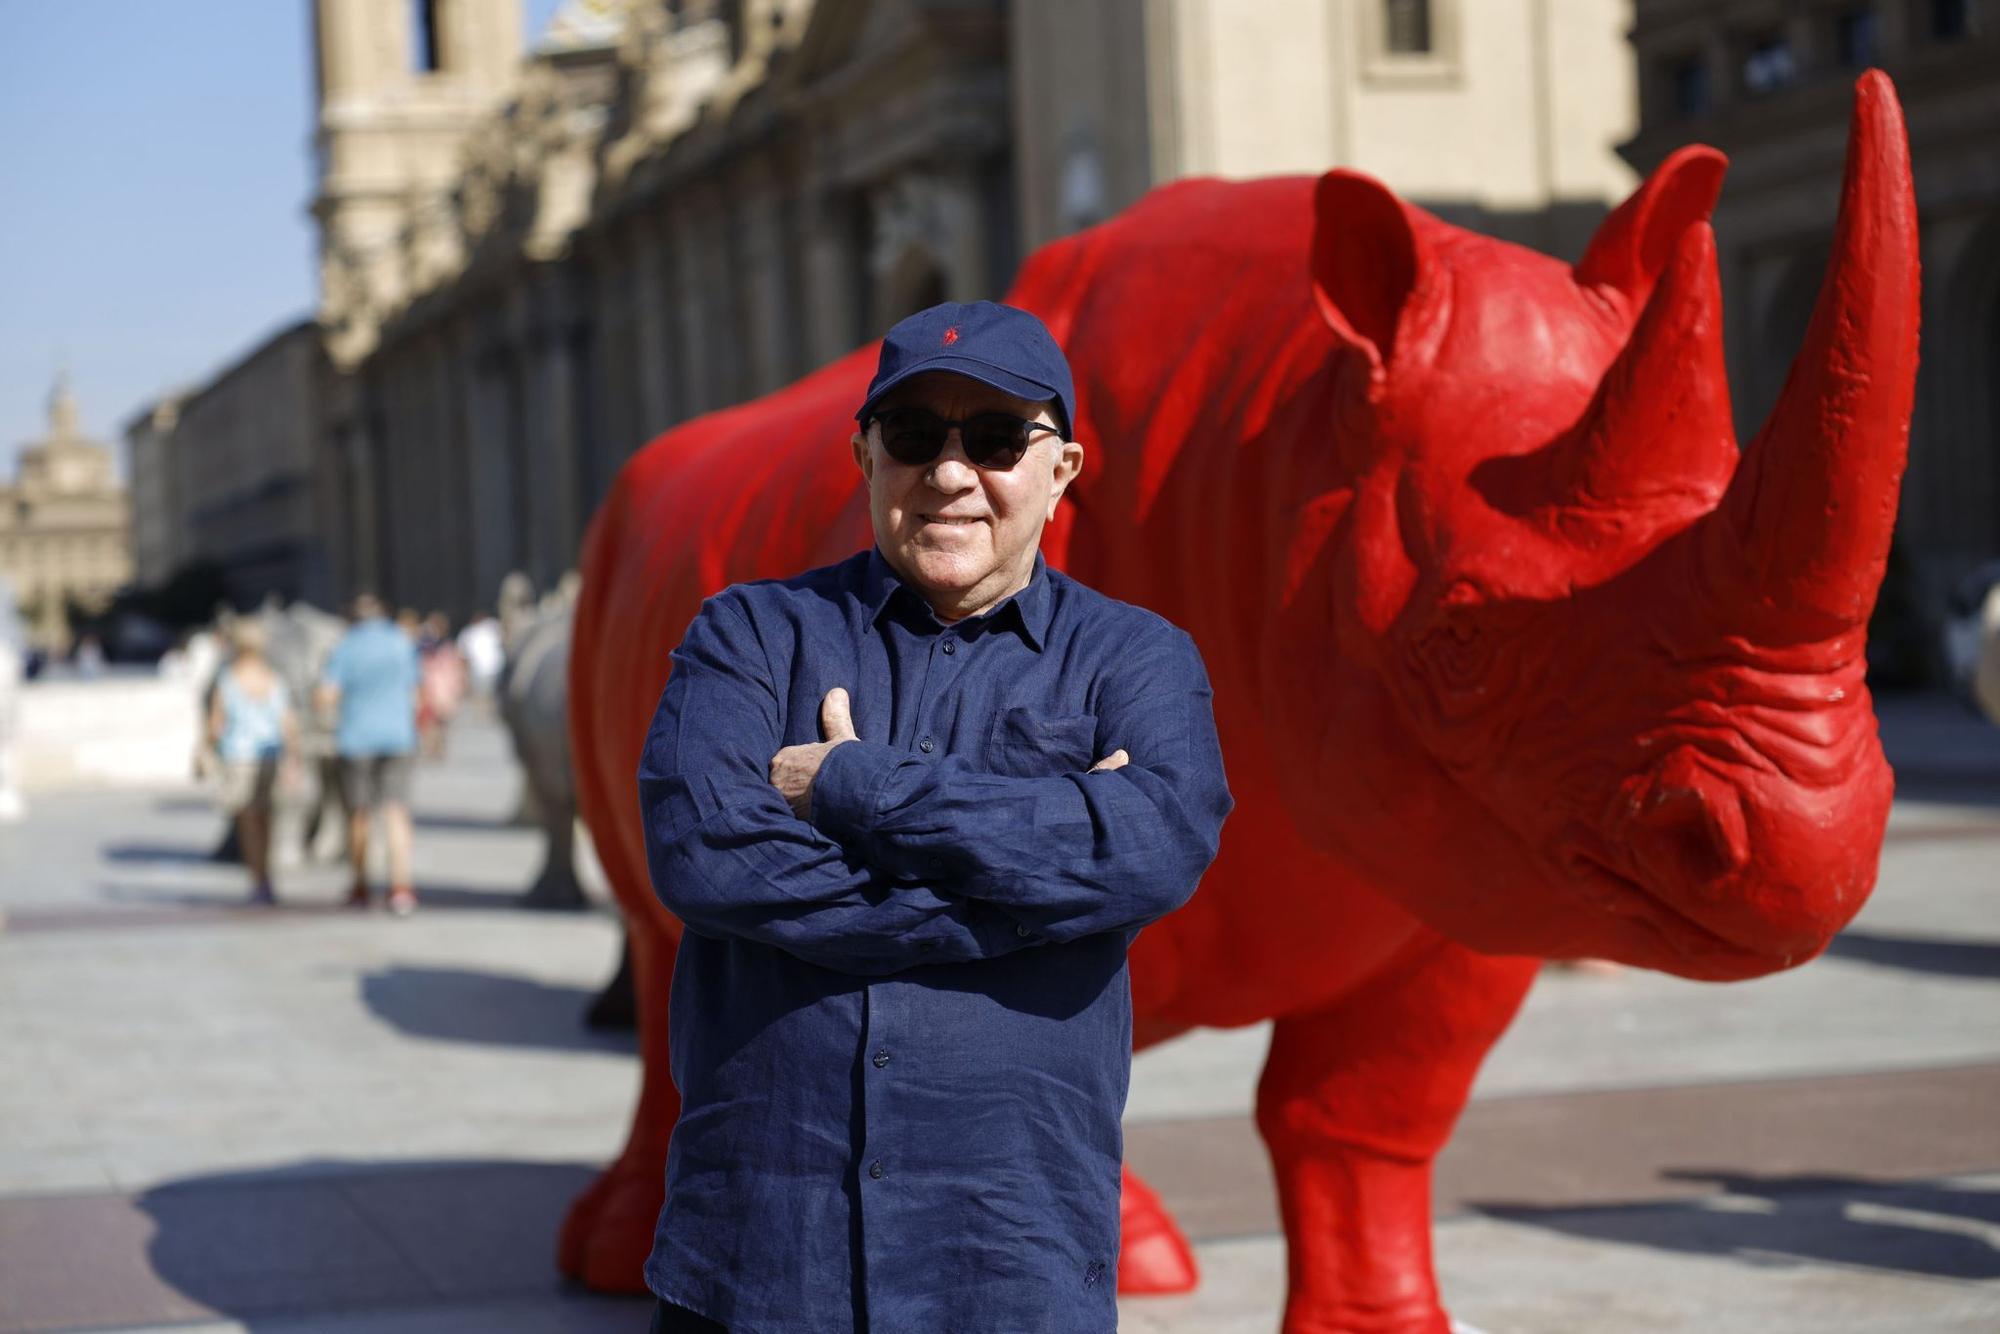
top-left (1669, 54), bottom-right (1712, 117)
top-left (1931, 0), bottom-right (1980, 38)
top-left (410, 1), bottom-right (441, 73)
top-left (1838, 5), bottom-right (1882, 64)
top-left (1742, 32), bottom-right (1799, 95)
top-left (1384, 0), bottom-right (1433, 54)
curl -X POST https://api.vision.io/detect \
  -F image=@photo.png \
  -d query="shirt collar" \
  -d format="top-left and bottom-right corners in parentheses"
top-left (862, 546), bottom-right (1051, 652)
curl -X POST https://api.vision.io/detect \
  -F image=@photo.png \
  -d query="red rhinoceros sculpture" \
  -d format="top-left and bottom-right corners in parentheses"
top-left (559, 73), bottom-right (1918, 1332)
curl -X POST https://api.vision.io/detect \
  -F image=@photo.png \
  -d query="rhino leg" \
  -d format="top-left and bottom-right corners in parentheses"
top-left (523, 810), bottom-right (587, 910)
top-left (1255, 937), bottom-right (1537, 1334)
top-left (558, 917), bottom-right (682, 1292)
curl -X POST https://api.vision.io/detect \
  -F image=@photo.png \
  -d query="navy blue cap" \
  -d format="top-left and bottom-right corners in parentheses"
top-left (857, 301), bottom-right (1075, 438)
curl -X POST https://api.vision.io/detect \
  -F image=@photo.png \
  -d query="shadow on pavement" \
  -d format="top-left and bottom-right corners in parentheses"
top-left (153, 795), bottom-right (219, 816)
top-left (1473, 1170), bottom-right (2000, 1280)
top-left (127, 1158), bottom-right (650, 1330)
top-left (361, 964), bottom-right (635, 1054)
top-left (102, 840), bottom-right (221, 866)
top-left (392, 884), bottom-right (537, 912)
top-left (414, 811), bottom-right (524, 833)
top-left (1826, 928), bottom-right (2000, 979)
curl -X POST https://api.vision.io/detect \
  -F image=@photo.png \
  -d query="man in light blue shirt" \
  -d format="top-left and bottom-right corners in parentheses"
top-left (318, 593), bottom-right (422, 914)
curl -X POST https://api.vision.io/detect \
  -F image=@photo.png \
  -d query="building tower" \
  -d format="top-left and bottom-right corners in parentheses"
top-left (312, 0), bottom-right (525, 365)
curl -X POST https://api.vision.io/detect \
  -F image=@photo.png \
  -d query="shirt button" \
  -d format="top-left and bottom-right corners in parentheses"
top-left (918, 736), bottom-right (935, 753)
top-left (941, 640), bottom-right (956, 655)
top-left (868, 1160), bottom-right (884, 1180)
top-left (873, 1048), bottom-right (890, 1068)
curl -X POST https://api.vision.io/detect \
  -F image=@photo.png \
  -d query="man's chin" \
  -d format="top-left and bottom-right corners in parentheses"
top-left (899, 547), bottom-right (993, 592)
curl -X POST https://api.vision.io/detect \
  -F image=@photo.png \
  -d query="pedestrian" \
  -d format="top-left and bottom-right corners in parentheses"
top-left (456, 610), bottom-right (505, 701)
top-left (638, 301), bottom-right (1233, 1332)
top-left (418, 611), bottom-right (467, 758)
top-left (318, 593), bottom-right (421, 915)
top-left (206, 619), bottom-right (298, 905)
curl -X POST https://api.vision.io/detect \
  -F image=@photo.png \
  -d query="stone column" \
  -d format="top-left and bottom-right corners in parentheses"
top-left (632, 217), bottom-right (674, 437)
top-left (798, 178), bottom-right (859, 371)
top-left (669, 199), bottom-right (716, 417)
top-left (464, 325), bottom-right (520, 615)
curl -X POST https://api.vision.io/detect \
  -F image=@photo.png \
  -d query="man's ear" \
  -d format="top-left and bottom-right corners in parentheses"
top-left (851, 431), bottom-right (872, 481)
top-left (1047, 439), bottom-right (1084, 520)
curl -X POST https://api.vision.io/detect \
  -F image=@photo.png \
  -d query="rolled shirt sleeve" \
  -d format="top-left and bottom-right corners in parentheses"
top-left (810, 623), bottom-right (1232, 943)
top-left (639, 593), bottom-right (1035, 974)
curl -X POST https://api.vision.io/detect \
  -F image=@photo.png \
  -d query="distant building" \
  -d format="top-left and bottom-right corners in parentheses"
top-left (310, 0), bottom-right (1643, 619)
top-left (175, 324), bottom-right (337, 607)
top-left (0, 376), bottom-right (133, 652)
top-left (125, 394), bottom-right (186, 584)
top-left (124, 324), bottom-right (336, 610)
top-left (1623, 0), bottom-right (2000, 679)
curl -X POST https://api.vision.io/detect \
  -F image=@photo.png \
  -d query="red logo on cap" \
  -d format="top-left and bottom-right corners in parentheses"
top-left (941, 326), bottom-right (960, 346)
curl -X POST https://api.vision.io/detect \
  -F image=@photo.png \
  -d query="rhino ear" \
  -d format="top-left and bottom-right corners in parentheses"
top-left (1573, 145), bottom-right (1728, 302)
top-left (1311, 170), bottom-right (1433, 374)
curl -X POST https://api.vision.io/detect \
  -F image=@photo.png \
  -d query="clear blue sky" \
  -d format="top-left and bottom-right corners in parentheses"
top-left (0, 0), bottom-right (566, 474)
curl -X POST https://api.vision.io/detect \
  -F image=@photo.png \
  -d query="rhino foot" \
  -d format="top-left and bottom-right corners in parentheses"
top-left (583, 937), bottom-right (637, 1031)
top-left (523, 866), bottom-right (589, 911)
top-left (1117, 1165), bottom-right (1198, 1294)
top-left (557, 1159), bottom-right (661, 1293)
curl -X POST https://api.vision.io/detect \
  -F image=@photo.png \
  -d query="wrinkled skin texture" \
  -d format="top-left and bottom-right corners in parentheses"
top-left (559, 77), bottom-right (1919, 1333)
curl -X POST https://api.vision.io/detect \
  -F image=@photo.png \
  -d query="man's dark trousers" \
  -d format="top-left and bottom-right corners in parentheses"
top-left (651, 1299), bottom-right (725, 1333)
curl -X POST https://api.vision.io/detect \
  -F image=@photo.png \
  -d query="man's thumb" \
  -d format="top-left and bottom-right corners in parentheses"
top-left (821, 687), bottom-right (857, 741)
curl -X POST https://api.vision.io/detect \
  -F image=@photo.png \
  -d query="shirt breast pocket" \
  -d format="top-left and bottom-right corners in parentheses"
top-left (986, 708), bottom-right (1098, 778)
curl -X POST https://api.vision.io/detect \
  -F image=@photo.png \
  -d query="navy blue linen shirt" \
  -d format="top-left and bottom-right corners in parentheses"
top-left (639, 547), bottom-right (1232, 1333)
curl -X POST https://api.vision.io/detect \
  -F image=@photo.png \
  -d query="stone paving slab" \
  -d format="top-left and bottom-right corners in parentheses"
top-left (1123, 1062), bottom-right (2000, 1244)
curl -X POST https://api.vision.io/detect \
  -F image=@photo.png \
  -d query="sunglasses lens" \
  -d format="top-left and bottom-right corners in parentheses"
top-left (963, 416), bottom-right (1031, 470)
top-left (878, 410), bottom-right (947, 465)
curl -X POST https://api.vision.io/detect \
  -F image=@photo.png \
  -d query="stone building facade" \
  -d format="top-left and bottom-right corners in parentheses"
top-left (1, 377), bottom-right (132, 652)
top-left (1623, 0), bottom-right (2000, 678)
top-left (162, 323), bottom-right (338, 608)
top-left (315, 0), bottom-right (1643, 622)
top-left (125, 395), bottom-right (185, 585)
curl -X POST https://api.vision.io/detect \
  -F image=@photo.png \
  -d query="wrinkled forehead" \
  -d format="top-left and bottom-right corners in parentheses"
top-left (871, 371), bottom-right (1059, 426)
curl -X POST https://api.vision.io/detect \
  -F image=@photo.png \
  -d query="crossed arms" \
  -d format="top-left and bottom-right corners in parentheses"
top-left (637, 592), bottom-right (1232, 975)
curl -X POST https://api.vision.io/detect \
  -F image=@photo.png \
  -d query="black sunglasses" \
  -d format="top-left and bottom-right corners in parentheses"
top-left (867, 406), bottom-right (1064, 471)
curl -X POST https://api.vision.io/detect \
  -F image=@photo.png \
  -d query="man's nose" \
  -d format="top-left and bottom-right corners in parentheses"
top-left (927, 433), bottom-right (977, 490)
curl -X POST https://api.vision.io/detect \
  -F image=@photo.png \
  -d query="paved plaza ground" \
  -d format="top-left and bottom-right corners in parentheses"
top-left (1, 695), bottom-right (1997, 1332)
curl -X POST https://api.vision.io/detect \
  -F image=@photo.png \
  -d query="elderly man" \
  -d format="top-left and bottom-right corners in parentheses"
top-left (639, 301), bottom-right (1233, 1333)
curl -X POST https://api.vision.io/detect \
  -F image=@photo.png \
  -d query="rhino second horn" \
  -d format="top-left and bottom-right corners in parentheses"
top-left (1704, 71), bottom-right (1922, 642)
top-left (1550, 219), bottom-right (1736, 519)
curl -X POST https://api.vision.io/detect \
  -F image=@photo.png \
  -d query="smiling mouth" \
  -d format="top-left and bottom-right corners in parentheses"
top-left (922, 515), bottom-right (984, 526)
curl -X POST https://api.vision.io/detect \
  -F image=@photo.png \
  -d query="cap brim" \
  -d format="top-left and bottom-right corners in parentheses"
top-left (857, 354), bottom-right (1062, 426)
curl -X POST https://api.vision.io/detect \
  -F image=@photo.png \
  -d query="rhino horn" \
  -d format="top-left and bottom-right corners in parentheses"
top-left (1574, 144), bottom-right (1728, 305)
top-left (1548, 219), bottom-right (1736, 516)
top-left (1702, 72), bottom-right (1921, 641)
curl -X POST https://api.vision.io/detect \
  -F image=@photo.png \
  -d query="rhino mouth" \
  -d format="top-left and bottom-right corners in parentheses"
top-left (1561, 846), bottom-right (1780, 970)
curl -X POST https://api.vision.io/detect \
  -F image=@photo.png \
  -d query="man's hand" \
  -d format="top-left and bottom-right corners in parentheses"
top-left (770, 687), bottom-right (859, 820)
top-left (1090, 749), bottom-right (1129, 772)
